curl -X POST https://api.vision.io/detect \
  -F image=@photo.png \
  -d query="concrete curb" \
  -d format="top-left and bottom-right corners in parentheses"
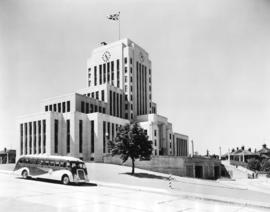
top-left (92, 180), bottom-right (270, 210)
top-left (0, 169), bottom-right (13, 175)
top-left (1, 170), bottom-right (269, 210)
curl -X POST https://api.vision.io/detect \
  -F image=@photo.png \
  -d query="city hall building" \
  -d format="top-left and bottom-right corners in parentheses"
top-left (18, 38), bottom-right (189, 162)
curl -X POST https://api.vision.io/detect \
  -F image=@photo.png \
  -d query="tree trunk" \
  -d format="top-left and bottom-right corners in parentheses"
top-left (132, 158), bottom-right (135, 175)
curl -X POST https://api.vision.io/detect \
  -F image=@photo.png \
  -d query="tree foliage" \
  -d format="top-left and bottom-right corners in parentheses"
top-left (247, 158), bottom-right (261, 171)
top-left (261, 159), bottom-right (270, 172)
top-left (108, 122), bottom-right (153, 174)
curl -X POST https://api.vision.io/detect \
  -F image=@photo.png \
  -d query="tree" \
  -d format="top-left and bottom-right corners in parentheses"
top-left (247, 158), bottom-right (261, 171)
top-left (108, 122), bottom-right (153, 174)
top-left (261, 159), bottom-right (270, 172)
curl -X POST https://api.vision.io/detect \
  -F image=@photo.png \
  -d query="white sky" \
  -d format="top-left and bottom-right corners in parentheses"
top-left (1, 0), bottom-right (270, 155)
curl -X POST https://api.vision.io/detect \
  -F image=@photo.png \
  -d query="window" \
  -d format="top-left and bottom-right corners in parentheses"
top-left (90, 104), bottom-right (93, 113)
top-left (124, 57), bottom-right (127, 64)
top-left (125, 95), bottom-right (128, 101)
top-left (130, 76), bottom-right (133, 82)
top-left (96, 91), bottom-right (99, 100)
top-left (103, 121), bottom-right (106, 153)
top-left (29, 122), bottom-right (32, 154)
top-left (53, 104), bottom-right (57, 112)
top-left (103, 107), bottom-right (106, 113)
top-left (131, 114), bottom-right (133, 119)
top-left (94, 105), bottom-right (97, 112)
top-left (154, 130), bottom-right (157, 136)
top-left (130, 104), bottom-right (133, 110)
top-left (94, 66), bottom-right (97, 85)
top-left (20, 124), bottom-right (23, 155)
top-left (154, 139), bottom-right (157, 146)
top-left (149, 69), bottom-right (151, 75)
top-left (117, 59), bottom-right (120, 70)
top-left (103, 63), bottom-right (106, 83)
top-left (86, 103), bottom-right (89, 113)
top-left (130, 58), bottom-right (132, 64)
top-left (125, 76), bottom-right (127, 82)
top-left (81, 101), bottom-right (85, 113)
top-left (43, 120), bottom-right (46, 153)
top-left (91, 93), bottom-right (94, 98)
top-left (45, 105), bottom-right (48, 111)
top-left (67, 119), bottom-right (70, 153)
top-left (101, 90), bottom-right (104, 101)
top-left (79, 120), bottom-right (83, 153)
top-left (67, 101), bottom-right (70, 112)
top-left (125, 67), bottom-right (127, 73)
top-left (125, 85), bottom-right (127, 92)
top-left (91, 120), bottom-right (94, 153)
top-left (125, 104), bottom-right (128, 110)
top-left (125, 113), bottom-right (128, 119)
top-left (62, 102), bottom-right (66, 113)
top-left (130, 67), bottom-right (132, 73)
top-left (130, 86), bottom-right (133, 92)
top-left (49, 105), bottom-right (52, 111)
top-left (169, 134), bottom-right (172, 140)
top-left (99, 106), bottom-right (102, 112)
top-left (54, 120), bottom-right (58, 153)
top-left (38, 121), bottom-right (41, 153)
top-left (99, 65), bottom-right (102, 84)
top-left (130, 95), bottom-right (133, 101)
top-left (58, 103), bottom-right (61, 112)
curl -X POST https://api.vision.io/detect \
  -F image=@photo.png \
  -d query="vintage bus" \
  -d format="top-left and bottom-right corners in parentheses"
top-left (14, 155), bottom-right (89, 185)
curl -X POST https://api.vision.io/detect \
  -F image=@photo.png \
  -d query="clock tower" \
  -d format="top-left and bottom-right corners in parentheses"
top-left (86, 38), bottom-right (153, 120)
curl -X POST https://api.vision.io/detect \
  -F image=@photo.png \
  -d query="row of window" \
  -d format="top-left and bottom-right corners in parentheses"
top-left (81, 101), bottom-right (106, 114)
top-left (109, 91), bottom-right (123, 118)
top-left (45, 101), bottom-right (71, 113)
top-left (102, 121), bottom-right (124, 153)
top-left (64, 119), bottom-right (95, 154)
top-left (91, 59), bottom-right (121, 87)
top-left (136, 62), bottom-right (149, 116)
top-left (20, 120), bottom-right (46, 155)
top-left (85, 90), bottom-right (105, 101)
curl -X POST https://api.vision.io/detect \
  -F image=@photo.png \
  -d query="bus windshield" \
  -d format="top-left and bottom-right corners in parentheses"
top-left (69, 162), bottom-right (86, 170)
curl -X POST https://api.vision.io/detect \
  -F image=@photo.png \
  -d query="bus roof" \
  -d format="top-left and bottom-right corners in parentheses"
top-left (18, 154), bottom-right (83, 162)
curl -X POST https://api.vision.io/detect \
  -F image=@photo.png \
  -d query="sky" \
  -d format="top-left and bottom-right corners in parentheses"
top-left (1, 0), bottom-right (270, 155)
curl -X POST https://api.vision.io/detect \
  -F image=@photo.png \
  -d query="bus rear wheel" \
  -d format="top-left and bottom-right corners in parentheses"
top-left (22, 170), bottom-right (28, 179)
top-left (62, 175), bottom-right (70, 185)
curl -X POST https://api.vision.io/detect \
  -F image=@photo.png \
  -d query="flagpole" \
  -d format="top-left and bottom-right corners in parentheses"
top-left (118, 12), bottom-right (120, 40)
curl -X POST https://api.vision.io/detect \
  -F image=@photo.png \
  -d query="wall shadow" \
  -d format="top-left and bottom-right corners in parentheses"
top-left (120, 172), bottom-right (169, 180)
top-left (16, 177), bottom-right (97, 187)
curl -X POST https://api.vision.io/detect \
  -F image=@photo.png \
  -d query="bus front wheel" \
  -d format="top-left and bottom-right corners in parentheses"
top-left (22, 170), bottom-right (28, 179)
top-left (62, 175), bottom-right (70, 185)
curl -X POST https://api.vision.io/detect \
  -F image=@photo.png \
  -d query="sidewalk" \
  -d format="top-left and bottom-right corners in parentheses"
top-left (1, 163), bottom-right (270, 210)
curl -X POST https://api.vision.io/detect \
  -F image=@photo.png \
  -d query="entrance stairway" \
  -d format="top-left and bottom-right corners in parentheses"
top-left (222, 160), bottom-right (255, 179)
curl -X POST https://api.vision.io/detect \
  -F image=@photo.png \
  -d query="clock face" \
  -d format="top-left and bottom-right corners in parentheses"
top-left (102, 51), bottom-right (111, 62)
top-left (139, 52), bottom-right (144, 62)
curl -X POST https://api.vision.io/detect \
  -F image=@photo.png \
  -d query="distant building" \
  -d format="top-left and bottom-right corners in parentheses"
top-left (0, 148), bottom-right (16, 164)
top-left (17, 38), bottom-right (189, 162)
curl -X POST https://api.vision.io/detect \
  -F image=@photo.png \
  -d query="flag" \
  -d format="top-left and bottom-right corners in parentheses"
top-left (107, 12), bottom-right (120, 21)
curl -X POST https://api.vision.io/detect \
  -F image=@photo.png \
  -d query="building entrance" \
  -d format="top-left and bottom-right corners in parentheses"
top-left (195, 165), bottom-right (203, 178)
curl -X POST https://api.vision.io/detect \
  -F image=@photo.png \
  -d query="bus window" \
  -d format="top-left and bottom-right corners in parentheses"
top-left (49, 161), bottom-right (55, 167)
top-left (66, 162), bottom-right (70, 167)
top-left (60, 161), bottom-right (64, 167)
top-left (30, 159), bottom-right (36, 164)
top-left (55, 161), bottom-right (60, 167)
top-left (45, 161), bottom-right (49, 166)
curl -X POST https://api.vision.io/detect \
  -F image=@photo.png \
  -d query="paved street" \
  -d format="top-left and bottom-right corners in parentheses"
top-left (0, 173), bottom-right (268, 212)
